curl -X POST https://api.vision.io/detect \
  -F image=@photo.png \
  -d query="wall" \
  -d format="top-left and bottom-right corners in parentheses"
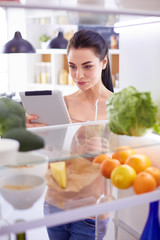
top-left (119, 21), bottom-right (160, 118)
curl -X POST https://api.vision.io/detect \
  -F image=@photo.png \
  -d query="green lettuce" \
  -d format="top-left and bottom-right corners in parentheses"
top-left (106, 86), bottom-right (160, 136)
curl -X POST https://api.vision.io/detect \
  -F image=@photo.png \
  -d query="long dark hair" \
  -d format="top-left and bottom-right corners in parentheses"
top-left (67, 30), bottom-right (114, 92)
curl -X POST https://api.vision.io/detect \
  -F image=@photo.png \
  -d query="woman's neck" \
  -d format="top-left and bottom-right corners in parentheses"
top-left (80, 82), bottom-right (107, 103)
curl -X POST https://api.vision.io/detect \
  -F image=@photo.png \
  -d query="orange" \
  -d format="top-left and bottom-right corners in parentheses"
top-left (133, 172), bottom-right (156, 194)
top-left (93, 153), bottom-right (111, 164)
top-left (112, 146), bottom-right (136, 164)
top-left (144, 167), bottom-right (160, 187)
top-left (116, 146), bottom-right (132, 151)
top-left (100, 158), bottom-right (121, 178)
top-left (125, 154), bottom-right (152, 173)
top-left (111, 164), bottom-right (136, 189)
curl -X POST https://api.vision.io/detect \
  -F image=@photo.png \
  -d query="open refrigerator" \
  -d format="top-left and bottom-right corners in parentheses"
top-left (0, 120), bottom-right (160, 239)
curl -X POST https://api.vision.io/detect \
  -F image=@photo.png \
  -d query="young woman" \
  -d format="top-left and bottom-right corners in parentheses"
top-left (27, 29), bottom-right (114, 240)
top-left (26, 30), bottom-right (113, 127)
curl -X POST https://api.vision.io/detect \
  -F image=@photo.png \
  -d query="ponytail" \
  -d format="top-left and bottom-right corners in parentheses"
top-left (102, 58), bottom-right (114, 92)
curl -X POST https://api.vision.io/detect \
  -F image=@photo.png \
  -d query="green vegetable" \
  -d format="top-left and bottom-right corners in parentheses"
top-left (39, 34), bottom-right (51, 42)
top-left (0, 97), bottom-right (45, 151)
top-left (4, 128), bottom-right (44, 152)
top-left (106, 86), bottom-right (160, 136)
top-left (0, 98), bottom-right (26, 137)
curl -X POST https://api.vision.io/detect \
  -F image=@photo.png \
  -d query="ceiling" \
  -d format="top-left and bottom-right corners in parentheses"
top-left (1, 0), bottom-right (160, 27)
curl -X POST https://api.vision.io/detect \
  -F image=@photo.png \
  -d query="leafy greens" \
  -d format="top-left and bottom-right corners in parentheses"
top-left (106, 86), bottom-right (160, 136)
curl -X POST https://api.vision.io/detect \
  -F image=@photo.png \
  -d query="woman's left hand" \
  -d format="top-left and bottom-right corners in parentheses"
top-left (26, 114), bottom-right (48, 128)
top-left (78, 137), bottom-right (109, 156)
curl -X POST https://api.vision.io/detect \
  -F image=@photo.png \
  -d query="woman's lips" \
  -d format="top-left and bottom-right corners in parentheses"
top-left (77, 81), bottom-right (87, 86)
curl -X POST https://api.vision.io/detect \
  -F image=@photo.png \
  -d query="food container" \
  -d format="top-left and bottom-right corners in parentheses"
top-left (2, 151), bottom-right (48, 177)
top-left (0, 139), bottom-right (19, 166)
top-left (0, 174), bottom-right (46, 209)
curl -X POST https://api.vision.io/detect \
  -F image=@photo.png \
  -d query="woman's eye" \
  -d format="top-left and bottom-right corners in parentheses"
top-left (84, 65), bottom-right (92, 69)
top-left (69, 65), bottom-right (76, 69)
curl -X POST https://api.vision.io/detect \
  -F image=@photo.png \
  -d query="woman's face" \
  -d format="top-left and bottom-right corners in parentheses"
top-left (67, 48), bottom-right (107, 91)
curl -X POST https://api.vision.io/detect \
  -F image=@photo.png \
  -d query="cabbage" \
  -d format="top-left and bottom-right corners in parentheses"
top-left (106, 86), bottom-right (160, 136)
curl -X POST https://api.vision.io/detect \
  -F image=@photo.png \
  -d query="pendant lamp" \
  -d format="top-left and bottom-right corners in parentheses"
top-left (1, 31), bottom-right (36, 53)
top-left (47, 31), bottom-right (68, 49)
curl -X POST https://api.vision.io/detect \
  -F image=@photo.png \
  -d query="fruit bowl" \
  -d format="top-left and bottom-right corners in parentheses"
top-left (0, 174), bottom-right (46, 209)
top-left (0, 139), bottom-right (19, 165)
top-left (2, 151), bottom-right (48, 177)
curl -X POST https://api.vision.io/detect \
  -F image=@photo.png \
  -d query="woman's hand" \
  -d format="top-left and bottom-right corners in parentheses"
top-left (70, 125), bottom-right (110, 157)
top-left (77, 137), bottom-right (109, 156)
top-left (26, 114), bottom-right (48, 128)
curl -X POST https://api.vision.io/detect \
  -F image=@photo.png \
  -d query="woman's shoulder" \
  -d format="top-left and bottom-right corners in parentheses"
top-left (64, 91), bottom-right (85, 123)
top-left (107, 89), bottom-right (113, 98)
top-left (64, 91), bottom-right (79, 111)
top-left (101, 88), bottom-right (113, 101)
top-left (64, 91), bottom-right (81, 103)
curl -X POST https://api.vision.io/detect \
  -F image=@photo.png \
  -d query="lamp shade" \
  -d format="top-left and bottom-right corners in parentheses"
top-left (1, 31), bottom-right (36, 53)
top-left (47, 31), bottom-right (68, 49)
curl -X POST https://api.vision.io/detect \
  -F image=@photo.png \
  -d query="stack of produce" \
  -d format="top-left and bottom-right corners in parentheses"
top-left (103, 86), bottom-right (160, 193)
top-left (93, 147), bottom-right (160, 194)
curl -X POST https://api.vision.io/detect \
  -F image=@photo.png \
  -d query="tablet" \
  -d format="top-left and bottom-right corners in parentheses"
top-left (19, 90), bottom-right (71, 125)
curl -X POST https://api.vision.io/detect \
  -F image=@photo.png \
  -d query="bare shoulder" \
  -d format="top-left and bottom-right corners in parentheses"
top-left (64, 91), bottom-right (83, 122)
top-left (107, 89), bottom-right (113, 97)
top-left (102, 89), bottom-right (113, 101)
top-left (64, 91), bottom-right (81, 104)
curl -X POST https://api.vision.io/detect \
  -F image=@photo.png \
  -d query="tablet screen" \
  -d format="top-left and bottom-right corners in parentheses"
top-left (19, 90), bottom-right (71, 125)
